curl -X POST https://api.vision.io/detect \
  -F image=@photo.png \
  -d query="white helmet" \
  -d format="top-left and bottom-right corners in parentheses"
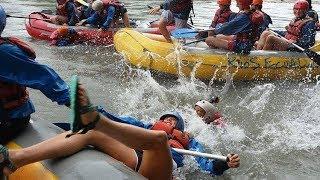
top-left (195, 100), bottom-right (216, 119)
top-left (92, 0), bottom-right (104, 11)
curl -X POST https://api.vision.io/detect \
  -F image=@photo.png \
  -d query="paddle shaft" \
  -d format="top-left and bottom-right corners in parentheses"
top-left (172, 148), bottom-right (228, 161)
top-left (6, 15), bottom-right (50, 21)
top-left (270, 30), bottom-right (320, 64)
top-left (183, 38), bottom-right (207, 45)
top-left (270, 30), bottom-right (304, 51)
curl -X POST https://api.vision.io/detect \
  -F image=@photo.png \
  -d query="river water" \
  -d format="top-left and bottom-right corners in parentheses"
top-left (1, 0), bottom-right (320, 179)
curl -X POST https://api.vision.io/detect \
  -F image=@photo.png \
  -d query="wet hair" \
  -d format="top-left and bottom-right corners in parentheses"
top-left (209, 96), bottom-right (220, 104)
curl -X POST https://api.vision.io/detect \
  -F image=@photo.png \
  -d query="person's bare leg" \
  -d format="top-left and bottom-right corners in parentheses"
top-left (122, 12), bottom-right (130, 28)
top-left (50, 15), bottom-right (67, 25)
top-left (78, 86), bottom-right (172, 179)
top-left (205, 35), bottom-right (232, 50)
top-left (158, 17), bottom-right (172, 42)
top-left (263, 35), bottom-right (290, 51)
top-left (256, 30), bottom-right (271, 50)
top-left (6, 130), bottom-right (137, 171)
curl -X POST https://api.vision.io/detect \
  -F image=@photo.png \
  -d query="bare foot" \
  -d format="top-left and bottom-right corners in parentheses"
top-left (77, 85), bottom-right (99, 126)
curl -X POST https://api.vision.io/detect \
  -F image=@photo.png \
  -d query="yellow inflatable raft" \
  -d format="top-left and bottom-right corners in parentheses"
top-left (114, 28), bottom-right (320, 81)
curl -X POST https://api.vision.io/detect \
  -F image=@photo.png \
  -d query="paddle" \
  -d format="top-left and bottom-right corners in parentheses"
top-left (53, 122), bottom-right (228, 161)
top-left (270, 30), bottom-right (320, 65)
top-left (6, 14), bottom-right (50, 21)
top-left (172, 148), bottom-right (228, 161)
top-left (183, 38), bottom-right (207, 45)
top-left (76, 0), bottom-right (89, 7)
top-left (171, 28), bottom-right (213, 39)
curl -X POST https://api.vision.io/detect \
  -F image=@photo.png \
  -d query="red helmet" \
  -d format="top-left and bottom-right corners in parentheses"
top-left (218, 0), bottom-right (231, 6)
top-left (293, 0), bottom-right (309, 10)
top-left (252, 0), bottom-right (263, 5)
top-left (237, 0), bottom-right (253, 9)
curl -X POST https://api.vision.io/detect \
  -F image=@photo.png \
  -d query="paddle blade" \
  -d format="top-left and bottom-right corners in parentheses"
top-left (304, 49), bottom-right (320, 66)
top-left (53, 122), bottom-right (71, 131)
top-left (171, 28), bottom-right (198, 39)
top-left (76, 0), bottom-right (89, 6)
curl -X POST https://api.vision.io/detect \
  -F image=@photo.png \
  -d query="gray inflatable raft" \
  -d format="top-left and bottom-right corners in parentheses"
top-left (7, 118), bottom-right (146, 180)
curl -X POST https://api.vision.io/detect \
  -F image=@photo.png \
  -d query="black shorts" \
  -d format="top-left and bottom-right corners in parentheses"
top-left (135, 149), bottom-right (143, 171)
top-left (0, 116), bottom-right (30, 144)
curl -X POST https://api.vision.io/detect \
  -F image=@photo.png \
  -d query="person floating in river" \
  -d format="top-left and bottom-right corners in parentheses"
top-left (256, 0), bottom-right (316, 51)
top-left (50, 26), bottom-right (84, 46)
top-left (0, 81), bottom-right (240, 179)
top-left (205, 0), bottom-right (264, 54)
top-left (195, 97), bottom-right (226, 128)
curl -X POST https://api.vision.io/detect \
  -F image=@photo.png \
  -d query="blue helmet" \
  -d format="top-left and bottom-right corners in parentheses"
top-left (160, 111), bottom-right (185, 131)
top-left (0, 5), bottom-right (6, 35)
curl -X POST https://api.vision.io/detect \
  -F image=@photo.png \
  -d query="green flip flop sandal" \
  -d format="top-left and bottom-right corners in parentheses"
top-left (0, 145), bottom-right (16, 176)
top-left (66, 75), bottom-right (100, 138)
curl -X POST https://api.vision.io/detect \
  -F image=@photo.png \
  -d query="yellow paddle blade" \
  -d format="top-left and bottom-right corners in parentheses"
top-left (310, 42), bottom-right (320, 52)
top-left (76, 0), bottom-right (89, 6)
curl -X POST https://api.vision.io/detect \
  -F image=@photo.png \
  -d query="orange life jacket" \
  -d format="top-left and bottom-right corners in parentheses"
top-left (236, 11), bottom-right (264, 42)
top-left (151, 121), bottom-right (189, 149)
top-left (0, 37), bottom-right (34, 110)
top-left (168, 0), bottom-right (193, 13)
top-left (50, 27), bottom-right (80, 44)
top-left (212, 8), bottom-right (233, 28)
top-left (285, 17), bottom-right (313, 41)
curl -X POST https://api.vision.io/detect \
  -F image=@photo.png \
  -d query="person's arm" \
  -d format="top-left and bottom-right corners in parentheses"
top-left (66, 2), bottom-right (78, 26)
top-left (214, 13), bottom-right (251, 35)
top-left (296, 21), bottom-right (316, 48)
top-left (81, 11), bottom-right (99, 25)
top-left (101, 6), bottom-right (116, 30)
top-left (97, 106), bottom-right (153, 129)
top-left (0, 45), bottom-right (69, 105)
top-left (188, 138), bottom-right (230, 175)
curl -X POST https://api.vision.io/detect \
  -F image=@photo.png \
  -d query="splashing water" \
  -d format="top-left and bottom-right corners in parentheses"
top-left (239, 84), bottom-right (276, 114)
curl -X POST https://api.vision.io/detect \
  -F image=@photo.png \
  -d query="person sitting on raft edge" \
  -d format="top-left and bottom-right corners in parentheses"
top-left (205, 0), bottom-right (264, 54)
top-left (0, 81), bottom-right (240, 179)
top-left (0, 5), bottom-right (70, 144)
top-left (207, 0), bottom-right (236, 37)
top-left (50, 0), bottom-right (80, 26)
top-left (149, 0), bottom-right (193, 42)
top-left (76, 0), bottom-right (130, 31)
top-left (256, 0), bottom-right (316, 51)
top-left (250, 0), bottom-right (273, 40)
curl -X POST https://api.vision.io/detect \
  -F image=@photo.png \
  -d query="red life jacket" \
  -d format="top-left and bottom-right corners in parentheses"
top-left (169, 0), bottom-right (193, 13)
top-left (151, 121), bottom-right (189, 149)
top-left (285, 17), bottom-right (313, 41)
top-left (102, 0), bottom-right (123, 8)
top-left (56, 0), bottom-right (68, 16)
top-left (236, 11), bottom-right (264, 42)
top-left (213, 112), bottom-right (222, 120)
top-left (212, 8), bottom-right (233, 28)
top-left (50, 27), bottom-right (80, 45)
top-left (0, 37), bottom-right (35, 110)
